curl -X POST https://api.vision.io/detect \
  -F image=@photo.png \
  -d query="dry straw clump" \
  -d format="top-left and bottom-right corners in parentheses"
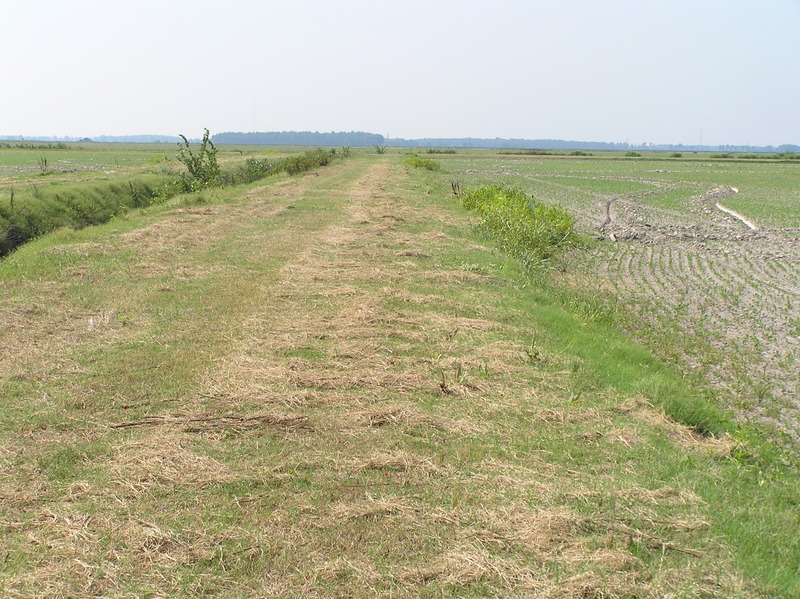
top-left (109, 433), bottom-right (232, 494)
top-left (616, 396), bottom-right (736, 456)
top-left (353, 450), bottom-right (442, 476)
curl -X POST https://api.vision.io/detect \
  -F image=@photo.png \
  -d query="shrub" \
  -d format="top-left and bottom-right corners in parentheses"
top-left (281, 148), bottom-right (331, 175)
top-left (625, 151), bottom-right (641, 157)
top-left (176, 128), bottom-right (220, 191)
top-left (459, 184), bottom-right (578, 268)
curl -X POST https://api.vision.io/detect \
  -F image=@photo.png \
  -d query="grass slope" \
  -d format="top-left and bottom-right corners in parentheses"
top-left (1, 154), bottom-right (798, 597)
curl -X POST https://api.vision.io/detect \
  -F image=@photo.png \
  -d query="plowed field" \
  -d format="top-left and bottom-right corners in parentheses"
top-left (444, 153), bottom-right (800, 442)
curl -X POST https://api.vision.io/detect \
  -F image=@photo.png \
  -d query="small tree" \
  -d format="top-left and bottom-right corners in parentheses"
top-left (374, 145), bottom-right (387, 155)
top-left (177, 128), bottom-right (220, 190)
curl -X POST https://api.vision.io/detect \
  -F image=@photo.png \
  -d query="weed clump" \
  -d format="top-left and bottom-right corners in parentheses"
top-left (459, 184), bottom-right (578, 268)
top-left (403, 154), bottom-right (442, 172)
top-left (281, 148), bottom-right (331, 175)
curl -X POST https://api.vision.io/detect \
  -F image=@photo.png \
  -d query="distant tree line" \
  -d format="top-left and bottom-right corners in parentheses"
top-left (212, 131), bottom-right (385, 146)
top-left (3, 131), bottom-right (797, 154)
top-left (385, 138), bottom-right (800, 154)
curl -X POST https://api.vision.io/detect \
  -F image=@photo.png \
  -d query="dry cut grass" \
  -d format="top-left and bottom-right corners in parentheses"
top-left (0, 156), bottom-right (774, 598)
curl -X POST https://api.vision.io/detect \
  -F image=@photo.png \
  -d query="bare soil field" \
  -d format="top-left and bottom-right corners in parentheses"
top-left (591, 183), bottom-right (800, 441)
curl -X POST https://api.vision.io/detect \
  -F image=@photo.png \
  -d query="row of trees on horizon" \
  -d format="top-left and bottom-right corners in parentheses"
top-left (2, 131), bottom-right (797, 154)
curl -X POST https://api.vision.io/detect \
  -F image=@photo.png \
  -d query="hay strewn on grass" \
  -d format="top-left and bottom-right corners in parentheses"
top-left (0, 157), bottom-right (781, 598)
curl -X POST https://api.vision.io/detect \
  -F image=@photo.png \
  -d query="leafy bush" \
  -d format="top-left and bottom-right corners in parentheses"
top-left (281, 148), bottom-right (331, 175)
top-left (501, 149), bottom-right (600, 157)
top-left (739, 152), bottom-right (800, 160)
top-left (176, 128), bottom-right (220, 191)
top-left (625, 151), bottom-right (641, 157)
top-left (0, 142), bottom-right (70, 150)
top-left (508, 149), bottom-right (552, 155)
top-left (233, 158), bottom-right (278, 185)
top-left (459, 184), bottom-right (578, 268)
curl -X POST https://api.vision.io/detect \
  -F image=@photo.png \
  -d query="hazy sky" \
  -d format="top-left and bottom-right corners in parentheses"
top-left (3, 0), bottom-right (799, 146)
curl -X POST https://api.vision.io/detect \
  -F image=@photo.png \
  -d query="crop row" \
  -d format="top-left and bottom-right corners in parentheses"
top-left (586, 235), bottom-right (800, 439)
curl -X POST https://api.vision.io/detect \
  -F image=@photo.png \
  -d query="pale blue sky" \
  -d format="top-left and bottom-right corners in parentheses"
top-left (2, 0), bottom-right (799, 145)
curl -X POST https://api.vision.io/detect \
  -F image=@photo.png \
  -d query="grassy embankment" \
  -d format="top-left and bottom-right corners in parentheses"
top-left (1, 151), bottom-right (798, 597)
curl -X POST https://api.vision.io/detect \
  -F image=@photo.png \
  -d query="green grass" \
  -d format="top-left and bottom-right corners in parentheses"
top-left (0, 145), bottom-right (343, 256)
top-left (458, 183), bottom-right (579, 268)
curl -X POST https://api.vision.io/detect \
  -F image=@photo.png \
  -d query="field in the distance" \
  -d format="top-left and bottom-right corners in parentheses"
top-left (439, 150), bottom-right (800, 444)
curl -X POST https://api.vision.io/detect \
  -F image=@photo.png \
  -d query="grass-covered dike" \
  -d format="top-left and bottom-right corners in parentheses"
top-left (1, 150), bottom-right (799, 597)
top-left (456, 183), bottom-right (732, 438)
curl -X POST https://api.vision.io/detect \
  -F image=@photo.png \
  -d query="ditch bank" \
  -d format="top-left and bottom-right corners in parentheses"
top-left (0, 148), bottom-right (337, 258)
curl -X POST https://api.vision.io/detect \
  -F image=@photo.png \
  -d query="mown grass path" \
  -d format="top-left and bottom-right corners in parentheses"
top-left (1, 156), bottom-right (797, 597)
